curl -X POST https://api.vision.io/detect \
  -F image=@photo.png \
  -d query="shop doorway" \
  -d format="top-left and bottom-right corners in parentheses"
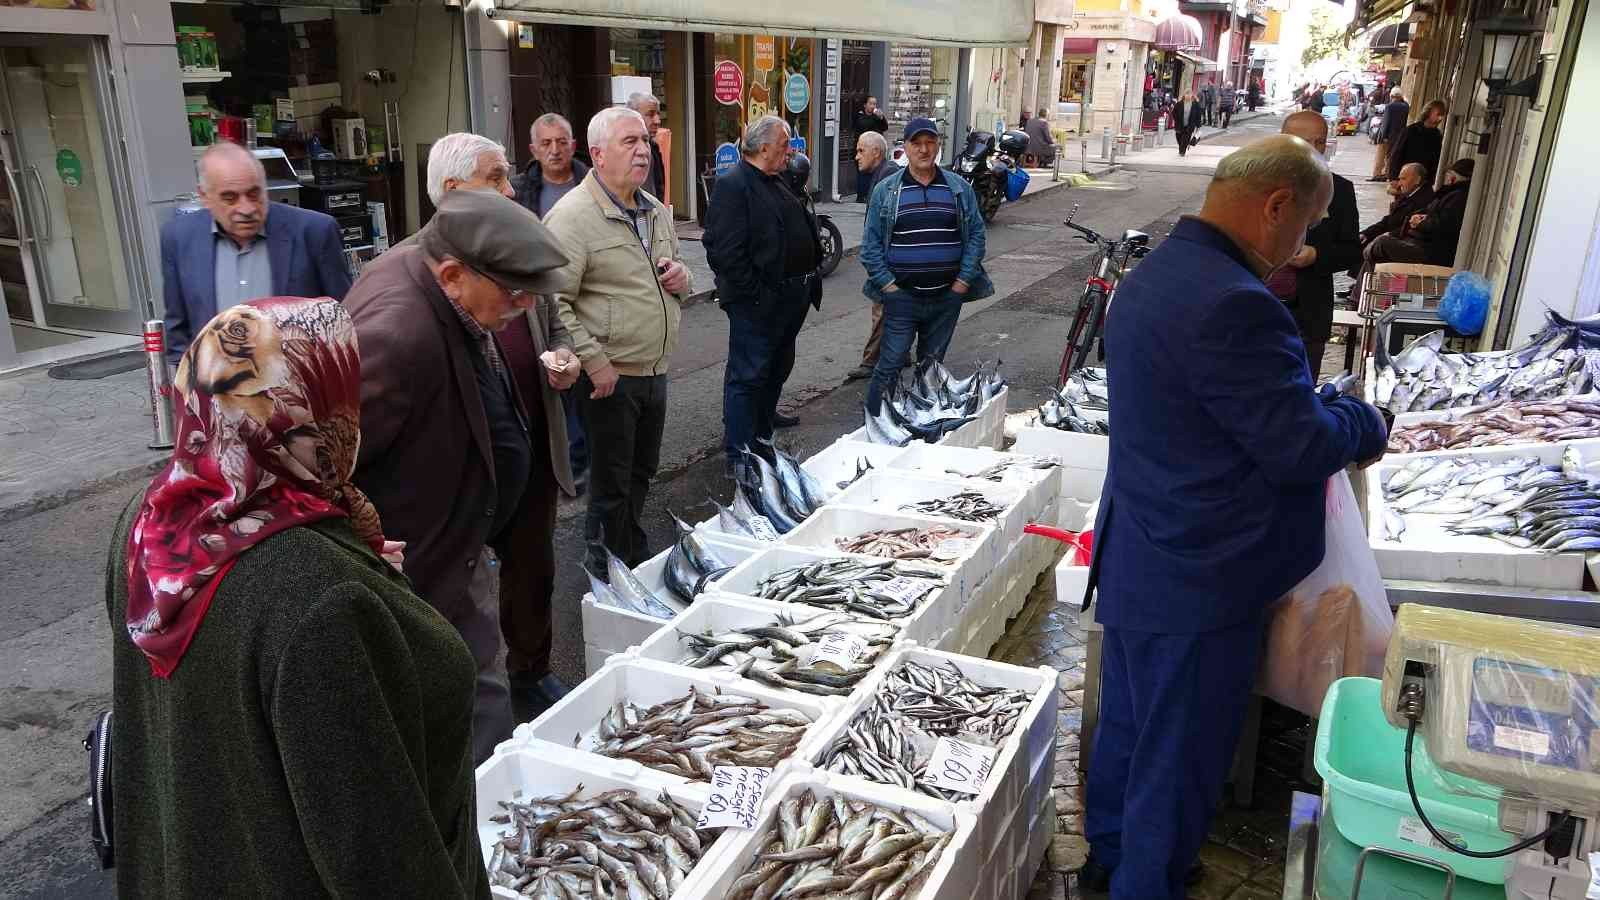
top-left (836, 40), bottom-right (871, 197)
top-left (0, 34), bottom-right (140, 367)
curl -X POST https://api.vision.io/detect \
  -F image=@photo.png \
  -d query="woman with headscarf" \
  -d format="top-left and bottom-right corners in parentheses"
top-left (104, 297), bottom-right (489, 899)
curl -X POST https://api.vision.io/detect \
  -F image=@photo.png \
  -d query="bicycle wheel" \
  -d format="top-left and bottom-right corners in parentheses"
top-left (1069, 290), bottom-right (1109, 376)
top-left (1058, 287), bottom-right (1105, 386)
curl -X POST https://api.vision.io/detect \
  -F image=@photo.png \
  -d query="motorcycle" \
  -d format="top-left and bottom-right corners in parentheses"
top-left (953, 129), bottom-right (1028, 224)
top-left (783, 153), bottom-right (844, 277)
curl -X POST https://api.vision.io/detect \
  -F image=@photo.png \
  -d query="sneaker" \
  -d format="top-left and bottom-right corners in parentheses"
top-left (845, 365), bottom-right (874, 381)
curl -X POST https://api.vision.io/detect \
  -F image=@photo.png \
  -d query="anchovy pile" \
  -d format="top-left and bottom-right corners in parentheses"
top-left (1381, 447), bottom-right (1600, 552)
top-left (835, 525), bottom-right (975, 561)
top-left (752, 557), bottom-right (945, 620)
top-left (730, 442), bottom-right (831, 535)
top-left (587, 547), bottom-right (682, 620)
top-left (487, 785), bottom-right (715, 898)
top-left (862, 358), bottom-right (1007, 446)
top-left (588, 686), bottom-right (816, 780)
top-left (1374, 327), bottom-right (1600, 415)
top-left (821, 659), bottom-right (1034, 801)
top-left (1038, 368), bottom-right (1109, 435)
top-left (899, 489), bottom-right (1007, 522)
top-left (674, 611), bottom-right (898, 696)
top-left (662, 512), bottom-right (736, 604)
top-left (1387, 397), bottom-right (1600, 454)
top-left (942, 455), bottom-right (1059, 483)
top-left (726, 788), bottom-right (951, 900)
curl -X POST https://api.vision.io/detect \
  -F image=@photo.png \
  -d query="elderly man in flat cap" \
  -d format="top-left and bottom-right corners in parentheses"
top-left (348, 188), bottom-right (570, 763)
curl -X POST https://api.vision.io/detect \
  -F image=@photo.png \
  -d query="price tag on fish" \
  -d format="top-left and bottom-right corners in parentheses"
top-left (747, 515), bottom-right (780, 542)
top-left (810, 631), bottom-right (868, 670)
top-left (697, 765), bottom-right (773, 829)
top-left (923, 737), bottom-right (997, 795)
top-left (877, 575), bottom-right (932, 606)
top-left (931, 538), bottom-right (974, 561)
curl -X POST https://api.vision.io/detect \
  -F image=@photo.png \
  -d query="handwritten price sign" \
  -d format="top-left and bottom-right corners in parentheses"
top-left (811, 632), bottom-right (868, 669)
top-left (747, 515), bottom-right (780, 542)
top-left (877, 576), bottom-right (933, 605)
top-left (696, 765), bottom-right (773, 829)
top-left (924, 737), bottom-right (997, 795)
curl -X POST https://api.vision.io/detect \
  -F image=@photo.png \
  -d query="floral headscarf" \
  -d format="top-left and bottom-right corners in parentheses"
top-left (125, 297), bottom-right (386, 677)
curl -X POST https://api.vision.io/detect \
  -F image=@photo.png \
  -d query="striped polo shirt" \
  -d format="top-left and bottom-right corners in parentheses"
top-left (885, 172), bottom-right (963, 296)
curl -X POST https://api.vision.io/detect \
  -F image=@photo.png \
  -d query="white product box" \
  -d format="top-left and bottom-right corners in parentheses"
top-left (780, 505), bottom-right (996, 600)
top-left (834, 472), bottom-right (1028, 568)
top-left (331, 116), bottom-right (366, 159)
top-left (366, 201), bottom-right (389, 252)
top-left (800, 439), bottom-right (907, 497)
top-left (1011, 426), bottom-right (1108, 503)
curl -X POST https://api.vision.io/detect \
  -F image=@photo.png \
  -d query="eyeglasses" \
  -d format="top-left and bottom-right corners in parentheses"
top-left (462, 262), bottom-right (529, 300)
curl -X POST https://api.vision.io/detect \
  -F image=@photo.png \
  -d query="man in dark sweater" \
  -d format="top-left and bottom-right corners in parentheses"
top-left (1387, 99), bottom-right (1446, 183)
top-left (854, 97), bottom-right (890, 200)
top-left (1366, 157), bottom-right (1474, 268)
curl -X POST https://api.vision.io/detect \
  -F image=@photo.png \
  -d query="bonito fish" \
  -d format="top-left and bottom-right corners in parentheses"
top-left (587, 685), bottom-right (816, 781)
top-left (861, 358), bottom-right (1007, 446)
top-left (1387, 397), bottom-right (1600, 454)
top-left (1381, 448), bottom-right (1600, 552)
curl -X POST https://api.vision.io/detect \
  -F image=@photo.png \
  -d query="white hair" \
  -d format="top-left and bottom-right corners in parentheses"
top-left (530, 112), bottom-right (572, 142)
top-left (742, 115), bottom-right (789, 154)
top-left (197, 142), bottom-right (265, 193)
top-left (856, 130), bottom-right (888, 158)
top-left (587, 106), bottom-right (646, 150)
top-left (426, 132), bottom-right (506, 206)
top-left (626, 92), bottom-right (660, 111)
top-left (1212, 134), bottom-right (1329, 207)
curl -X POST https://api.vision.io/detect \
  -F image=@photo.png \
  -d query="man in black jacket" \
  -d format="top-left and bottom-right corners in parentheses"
top-left (1358, 158), bottom-right (1473, 292)
top-left (848, 129), bottom-right (901, 380)
top-left (854, 97), bottom-right (890, 200)
top-left (1279, 112), bottom-right (1361, 377)
top-left (627, 92), bottom-right (669, 203)
top-left (1360, 163), bottom-right (1434, 248)
top-left (1387, 99), bottom-right (1446, 183)
top-left (705, 115), bottom-right (823, 467)
top-left (512, 113), bottom-right (589, 219)
top-left (1371, 88), bottom-right (1409, 181)
top-left (1174, 92), bottom-right (1203, 157)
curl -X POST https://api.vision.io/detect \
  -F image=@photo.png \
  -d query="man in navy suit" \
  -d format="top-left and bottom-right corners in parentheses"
top-left (1079, 135), bottom-right (1388, 899)
top-left (161, 142), bottom-right (352, 362)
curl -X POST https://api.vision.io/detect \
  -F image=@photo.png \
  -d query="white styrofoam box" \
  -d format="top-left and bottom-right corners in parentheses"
top-left (682, 765), bottom-right (978, 900)
top-left (981, 386), bottom-right (1010, 436)
top-left (835, 472), bottom-right (1028, 569)
top-left (579, 536), bottom-right (761, 672)
top-left (1054, 553), bottom-right (1090, 611)
top-left (800, 439), bottom-right (907, 498)
top-left (1019, 785), bottom-right (1057, 894)
top-left (512, 658), bottom-right (835, 784)
top-left (474, 742), bottom-right (730, 900)
top-left (887, 443), bottom-right (1061, 515)
top-left (583, 642), bottom-right (619, 676)
top-left (780, 505), bottom-right (997, 600)
top-left (1057, 497), bottom-right (1093, 531)
top-left (709, 544), bottom-right (954, 645)
top-left (1385, 422), bottom-right (1600, 460)
top-left (691, 511), bottom-right (770, 548)
top-left (1011, 426), bottom-right (1108, 502)
top-left (1367, 442), bottom-right (1598, 589)
top-left (630, 594), bottom-right (903, 707)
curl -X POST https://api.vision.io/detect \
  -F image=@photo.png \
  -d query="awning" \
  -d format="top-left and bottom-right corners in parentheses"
top-left (1349, 0), bottom-right (1416, 35)
top-left (1063, 38), bottom-right (1099, 54)
top-left (1176, 50), bottom-right (1219, 70)
top-left (484, 0), bottom-right (1032, 46)
top-left (1369, 21), bottom-right (1411, 50)
top-left (1153, 13), bottom-right (1205, 51)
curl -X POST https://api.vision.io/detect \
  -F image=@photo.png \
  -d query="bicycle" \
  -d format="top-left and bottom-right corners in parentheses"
top-left (1056, 205), bottom-right (1152, 385)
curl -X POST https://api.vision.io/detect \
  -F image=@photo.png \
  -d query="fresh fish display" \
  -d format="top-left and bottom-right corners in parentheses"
top-left (861, 358), bottom-right (1007, 446)
top-left (588, 686), bottom-right (816, 780)
top-left (1386, 397), bottom-right (1600, 453)
top-left (673, 610), bottom-right (899, 695)
top-left (487, 784), bottom-right (716, 897)
top-left (734, 446), bottom-right (825, 535)
top-left (943, 455), bottom-right (1059, 483)
top-left (899, 489), bottom-right (1007, 523)
top-left (663, 512), bottom-right (736, 604)
top-left (836, 457), bottom-right (876, 491)
top-left (1373, 320), bottom-right (1600, 414)
top-left (725, 788), bottom-right (952, 900)
top-left (599, 546), bottom-right (682, 619)
top-left (834, 525), bottom-right (977, 562)
top-left (1380, 449), bottom-right (1600, 552)
top-left (751, 557), bottom-right (945, 620)
top-left (821, 658), bottom-right (1033, 801)
top-left (1039, 368), bottom-right (1109, 434)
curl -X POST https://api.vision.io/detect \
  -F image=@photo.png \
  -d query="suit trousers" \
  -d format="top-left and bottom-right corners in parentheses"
top-left (1085, 614), bottom-right (1266, 899)
top-left (497, 405), bottom-right (559, 678)
top-left (723, 290), bottom-right (811, 464)
top-left (578, 372), bottom-right (667, 572)
top-left (860, 300), bottom-right (885, 368)
top-left (450, 546), bottom-right (514, 765)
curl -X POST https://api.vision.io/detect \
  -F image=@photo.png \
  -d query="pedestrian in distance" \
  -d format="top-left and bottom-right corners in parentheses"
top-left (1247, 77), bottom-right (1262, 111)
top-left (1386, 98), bottom-right (1446, 184)
top-left (1370, 87), bottom-right (1410, 181)
top-left (626, 92), bottom-right (670, 204)
top-left (160, 142), bottom-right (351, 363)
top-left (1174, 91), bottom-right (1203, 157)
top-left (1219, 82), bottom-right (1236, 129)
top-left (859, 116), bottom-right (993, 416)
top-left (854, 96), bottom-right (889, 200)
top-left (347, 188), bottom-right (571, 765)
top-left (704, 114), bottom-right (824, 468)
top-left (426, 133), bottom-right (582, 718)
top-left (1276, 111), bottom-right (1362, 380)
top-left (543, 106), bottom-right (690, 573)
top-left (1078, 134), bottom-right (1388, 900)
top-left (846, 130), bottom-right (902, 382)
top-left (1199, 80), bottom-right (1216, 127)
top-left (106, 296), bottom-right (488, 898)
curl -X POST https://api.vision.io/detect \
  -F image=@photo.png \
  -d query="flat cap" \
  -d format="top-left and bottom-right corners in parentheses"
top-left (419, 189), bottom-right (570, 294)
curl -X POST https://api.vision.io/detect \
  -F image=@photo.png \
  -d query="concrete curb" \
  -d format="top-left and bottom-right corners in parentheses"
top-left (0, 457), bottom-right (163, 526)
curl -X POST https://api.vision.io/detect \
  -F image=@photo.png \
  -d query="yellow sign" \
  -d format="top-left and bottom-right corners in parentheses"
top-left (753, 36), bottom-right (776, 73)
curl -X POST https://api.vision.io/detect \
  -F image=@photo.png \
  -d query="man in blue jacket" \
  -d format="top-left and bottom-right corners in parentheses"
top-left (162, 142), bottom-right (351, 362)
top-left (859, 117), bottom-right (991, 414)
top-left (1080, 134), bottom-right (1388, 899)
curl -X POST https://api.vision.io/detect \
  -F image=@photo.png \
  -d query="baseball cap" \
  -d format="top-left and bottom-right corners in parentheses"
top-left (904, 117), bottom-right (940, 141)
top-left (419, 189), bottom-right (570, 295)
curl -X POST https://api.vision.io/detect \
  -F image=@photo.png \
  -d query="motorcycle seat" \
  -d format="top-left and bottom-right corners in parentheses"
top-left (1121, 230), bottom-right (1150, 245)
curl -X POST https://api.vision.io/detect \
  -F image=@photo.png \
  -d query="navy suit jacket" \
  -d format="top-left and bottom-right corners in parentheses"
top-left (161, 202), bottom-right (352, 361)
top-left (1085, 218), bottom-right (1387, 633)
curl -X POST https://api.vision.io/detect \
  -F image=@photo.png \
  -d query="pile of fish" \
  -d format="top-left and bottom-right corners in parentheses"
top-left (1380, 448), bottom-right (1600, 552)
top-left (725, 788), bottom-right (951, 900)
top-left (835, 525), bottom-right (976, 562)
top-left (751, 557), bottom-right (945, 620)
top-left (586, 547), bottom-right (681, 620)
top-left (487, 785), bottom-right (714, 897)
top-left (585, 514), bottom-right (736, 620)
top-left (941, 455), bottom-right (1059, 483)
top-left (587, 685), bottom-right (815, 779)
top-left (899, 489), bottom-right (1007, 523)
top-left (728, 442), bottom-right (832, 536)
top-left (821, 658), bottom-right (1034, 801)
top-left (1386, 397), bottom-right (1600, 453)
top-left (862, 358), bottom-right (1007, 446)
top-left (673, 611), bottom-right (899, 696)
top-left (1373, 326), bottom-right (1600, 414)
top-left (1038, 368), bottom-right (1109, 435)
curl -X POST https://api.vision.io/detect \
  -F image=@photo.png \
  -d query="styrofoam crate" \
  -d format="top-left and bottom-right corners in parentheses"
top-left (583, 642), bottom-right (622, 676)
top-left (1385, 424), bottom-right (1600, 461)
top-left (691, 512), bottom-right (773, 549)
top-left (631, 594), bottom-right (905, 708)
top-left (887, 442), bottom-right (1060, 516)
top-left (474, 742), bottom-right (731, 899)
top-left (1019, 784), bottom-right (1057, 892)
top-left (1057, 497), bottom-right (1093, 531)
top-left (1054, 553), bottom-right (1090, 612)
top-left (981, 385), bottom-right (1009, 435)
top-left (835, 471), bottom-right (1029, 568)
top-left (780, 505), bottom-right (996, 600)
top-left (681, 764), bottom-right (979, 900)
top-left (511, 658), bottom-right (834, 785)
top-left (1367, 442), bottom-right (1597, 589)
top-left (1011, 426), bottom-right (1107, 502)
top-left (800, 439), bottom-right (908, 497)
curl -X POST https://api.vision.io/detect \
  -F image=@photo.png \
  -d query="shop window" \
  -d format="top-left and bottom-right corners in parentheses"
top-left (708, 34), bottom-right (813, 158)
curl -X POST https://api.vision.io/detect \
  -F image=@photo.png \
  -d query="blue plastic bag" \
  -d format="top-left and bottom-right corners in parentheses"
top-left (1440, 271), bottom-right (1491, 335)
top-left (1005, 167), bottom-right (1030, 202)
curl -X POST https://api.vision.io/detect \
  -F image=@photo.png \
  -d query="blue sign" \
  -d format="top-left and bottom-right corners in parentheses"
top-left (784, 72), bottom-right (810, 114)
top-left (714, 142), bottom-right (740, 176)
top-left (788, 137), bottom-right (807, 154)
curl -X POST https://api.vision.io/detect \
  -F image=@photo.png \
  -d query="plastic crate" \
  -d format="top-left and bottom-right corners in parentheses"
top-left (834, 471), bottom-right (1029, 568)
top-left (1010, 426), bottom-right (1108, 504)
top-left (801, 439), bottom-right (908, 496)
top-left (886, 443), bottom-right (1060, 515)
top-left (780, 505), bottom-right (996, 601)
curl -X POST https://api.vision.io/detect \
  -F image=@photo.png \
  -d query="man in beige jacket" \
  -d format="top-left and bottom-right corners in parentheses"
top-left (544, 106), bottom-right (690, 573)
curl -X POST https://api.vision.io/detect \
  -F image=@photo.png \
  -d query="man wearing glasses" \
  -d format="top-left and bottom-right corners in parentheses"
top-left (347, 188), bottom-right (571, 763)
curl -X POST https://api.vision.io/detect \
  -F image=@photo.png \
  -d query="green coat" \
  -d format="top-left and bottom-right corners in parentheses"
top-left (105, 497), bottom-right (491, 899)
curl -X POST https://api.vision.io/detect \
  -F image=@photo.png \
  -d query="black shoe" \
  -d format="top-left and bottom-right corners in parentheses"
top-left (846, 365), bottom-right (874, 381)
top-left (1076, 858), bottom-right (1204, 892)
top-left (774, 412), bottom-right (800, 428)
top-left (534, 674), bottom-right (573, 704)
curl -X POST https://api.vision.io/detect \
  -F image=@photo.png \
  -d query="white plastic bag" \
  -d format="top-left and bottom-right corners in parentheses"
top-left (1259, 470), bottom-right (1394, 716)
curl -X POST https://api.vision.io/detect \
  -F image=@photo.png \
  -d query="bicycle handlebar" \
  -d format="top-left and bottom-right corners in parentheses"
top-left (1063, 219), bottom-right (1101, 242)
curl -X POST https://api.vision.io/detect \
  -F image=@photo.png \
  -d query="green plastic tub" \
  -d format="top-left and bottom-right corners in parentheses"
top-left (1314, 677), bottom-right (1510, 885)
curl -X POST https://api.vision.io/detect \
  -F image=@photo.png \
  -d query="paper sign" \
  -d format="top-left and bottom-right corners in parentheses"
top-left (812, 632), bottom-right (868, 669)
top-left (826, 48), bottom-right (840, 67)
top-left (924, 737), bottom-right (996, 795)
top-left (824, 120), bottom-right (837, 138)
top-left (826, 67), bottom-right (840, 86)
top-left (825, 101), bottom-right (839, 121)
top-left (754, 36), bottom-right (776, 73)
top-left (747, 515), bottom-right (779, 542)
top-left (784, 73), bottom-right (810, 114)
top-left (877, 575), bottom-right (933, 605)
top-left (932, 538), bottom-right (974, 560)
top-left (697, 765), bottom-right (773, 829)
top-left (1493, 724), bottom-right (1551, 757)
top-left (713, 60), bottom-right (744, 106)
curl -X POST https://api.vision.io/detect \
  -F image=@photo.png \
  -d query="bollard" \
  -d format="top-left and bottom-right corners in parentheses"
top-left (1052, 149), bottom-right (1062, 182)
top-left (1155, 119), bottom-right (1165, 148)
top-left (1080, 138), bottom-right (1089, 174)
top-left (1100, 126), bottom-right (1111, 161)
top-left (143, 320), bottom-right (175, 450)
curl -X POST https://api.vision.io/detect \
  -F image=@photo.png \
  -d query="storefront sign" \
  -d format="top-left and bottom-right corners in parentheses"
top-left (825, 101), bottom-right (838, 121)
top-left (753, 36), bottom-right (776, 73)
top-left (713, 59), bottom-right (743, 106)
top-left (825, 83), bottom-right (839, 102)
top-left (784, 73), bottom-right (810, 114)
top-left (714, 142), bottom-right (741, 176)
top-left (518, 24), bottom-right (535, 49)
top-left (825, 48), bottom-right (840, 68)
top-left (826, 66), bottom-right (840, 86)
top-left (55, 149), bottom-right (82, 188)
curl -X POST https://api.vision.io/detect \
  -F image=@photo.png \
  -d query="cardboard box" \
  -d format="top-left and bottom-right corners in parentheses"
top-left (332, 117), bottom-right (366, 160)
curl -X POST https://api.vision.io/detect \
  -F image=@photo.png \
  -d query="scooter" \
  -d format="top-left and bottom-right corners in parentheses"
top-left (783, 153), bottom-right (844, 277)
top-left (953, 129), bottom-right (1028, 223)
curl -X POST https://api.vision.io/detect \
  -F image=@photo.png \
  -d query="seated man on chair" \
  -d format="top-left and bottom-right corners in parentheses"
top-left (1364, 158), bottom-right (1472, 268)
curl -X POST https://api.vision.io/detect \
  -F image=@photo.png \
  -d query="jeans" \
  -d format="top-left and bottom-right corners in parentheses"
top-left (866, 293), bottom-right (963, 414)
top-left (723, 288), bottom-right (811, 463)
top-left (576, 372), bottom-right (667, 573)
